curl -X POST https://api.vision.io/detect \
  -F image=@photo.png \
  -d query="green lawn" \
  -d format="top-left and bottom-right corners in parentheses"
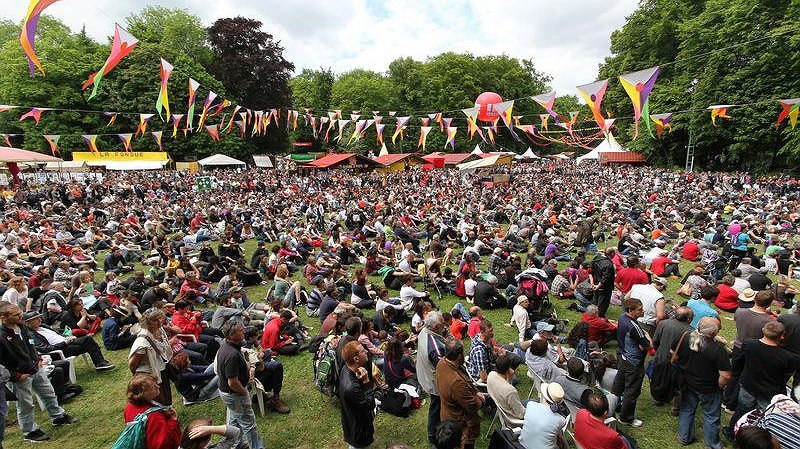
top-left (4, 239), bottom-right (746, 449)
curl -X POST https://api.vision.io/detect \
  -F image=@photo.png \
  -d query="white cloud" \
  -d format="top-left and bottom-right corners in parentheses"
top-left (5, 0), bottom-right (638, 97)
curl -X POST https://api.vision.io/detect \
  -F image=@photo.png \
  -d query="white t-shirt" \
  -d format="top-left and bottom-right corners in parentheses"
top-left (399, 285), bottom-right (426, 310)
top-left (630, 284), bottom-right (663, 326)
top-left (732, 277), bottom-right (751, 294)
top-left (465, 279), bottom-right (478, 297)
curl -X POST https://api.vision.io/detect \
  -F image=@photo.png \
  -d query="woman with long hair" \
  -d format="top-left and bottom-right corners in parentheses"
top-left (129, 308), bottom-right (175, 405)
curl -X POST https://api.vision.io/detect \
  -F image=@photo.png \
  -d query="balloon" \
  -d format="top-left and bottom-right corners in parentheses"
top-left (475, 92), bottom-right (503, 122)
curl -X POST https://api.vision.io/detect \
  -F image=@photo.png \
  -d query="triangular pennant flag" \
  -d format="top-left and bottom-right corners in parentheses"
top-left (389, 111), bottom-right (397, 117)
top-left (1, 134), bottom-right (12, 147)
top-left (151, 131), bottom-right (163, 151)
top-left (20, 0), bottom-right (64, 76)
top-left (196, 91), bottom-right (217, 130)
top-left (776, 99), bottom-right (800, 129)
top-left (708, 105), bottom-right (733, 126)
top-left (213, 99), bottom-right (231, 116)
top-left (310, 116), bottom-right (318, 138)
top-left (515, 124), bottom-right (535, 135)
top-left (104, 112), bottom-right (118, 126)
top-left (155, 58), bottom-right (173, 121)
top-left (420, 118), bottom-right (430, 127)
top-left (619, 66), bottom-right (660, 138)
top-left (333, 110), bottom-right (342, 119)
top-left (234, 120), bottom-right (246, 138)
top-left (82, 134), bottom-right (99, 153)
top-left (117, 133), bottom-right (133, 152)
top-left (442, 117), bottom-right (453, 133)
top-left (650, 113), bottom-right (673, 138)
top-left (462, 107), bottom-right (484, 141)
top-left (576, 79), bottom-right (609, 131)
top-left (373, 115), bottom-right (383, 125)
top-left (19, 107), bottom-right (44, 124)
top-left (379, 142), bottom-right (389, 156)
top-left (43, 134), bottom-right (60, 156)
top-left (186, 78), bottom-right (200, 129)
top-left (539, 114), bottom-right (550, 131)
top-left (171, 114), bottom-right (184, 138)
top-left (83, 24), bottom-right (138, 100)
top-left (494, 100), bottom-right (515, 128)
top-left (391, 116), bottom-right (410, 144)
top-left (350, 113), bottom-right (361, 122)
top-left (418, 126), bottom-right (432, 151)
top-left (372, 110), bottom-right (380, 116)
top-left (376, 123), bottom-right (386, 145)
top-left (0, 105), bottom-right (18, 113)
top-left (206, 124), bottom-right (220, 141)
top-left (225, 106), bottom-right (241, 133)
top-left (484, 127), bottom-right (495, 144)
top-left (136, 113), bottom-right (154, 136)
top-left (349, 120), bottom-right (367, 144)
top-left (336, 119), bottom-right (350, 142)
top-left (445, 127), bottom-right (457, 151)
top-left (433, 113), bottom-right (444, 131)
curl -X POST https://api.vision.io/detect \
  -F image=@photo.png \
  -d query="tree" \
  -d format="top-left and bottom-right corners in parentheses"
top-left (290, 68), bottom-right (334, 112)
top-left (126, 6), bottom-right (212, 66)
top-left (329, 69), bottom-right (398, 113)
top-left (207, 17), bottom-right (295, 154)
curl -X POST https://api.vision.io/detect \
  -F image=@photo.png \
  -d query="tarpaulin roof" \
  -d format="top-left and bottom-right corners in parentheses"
top-left (252, 155), bottom-right (274, 168)
top-left (287, 153), bottom-right (317, 161)
top-left (374, 153), bottom-right (426, 166)
top-left (456, 154), bottom-right (512, 172)
top-left (601, 152), bottom-right (646, 164)
top-left (198, 154), bottom-right (247, 167)
top-left (0, 146), bottom-right (61, 163)
top-left (424, 152), bottom-right (475, 166)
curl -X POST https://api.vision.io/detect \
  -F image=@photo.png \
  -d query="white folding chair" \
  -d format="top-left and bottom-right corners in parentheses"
top-left (485, 387), bottom-right (525, 438)
top-left (565, 400), bottom-right (579, 429)
top-left (526, 368), bottom-right (544, 399)
top-left (46, 350), bottom-right (78, 384)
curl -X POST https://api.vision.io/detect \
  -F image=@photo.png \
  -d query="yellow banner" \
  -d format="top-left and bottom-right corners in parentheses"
top-left (71, 152), bottom-right (170, 162)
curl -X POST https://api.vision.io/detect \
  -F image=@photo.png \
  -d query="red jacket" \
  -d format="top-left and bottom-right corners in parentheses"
top-left (682, 241), bottom-right (700, 261)
top-left (171, 310), bottom-right (203, 338)
top-left (581, 313), bottom-right (617, 344)
top-left (123, 402), bottom-right (181, 449)
top-left (261, 317), bottom-right (288, 350)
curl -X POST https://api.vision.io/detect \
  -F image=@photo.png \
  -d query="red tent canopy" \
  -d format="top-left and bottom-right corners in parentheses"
top-left (0, 146), bottom-right (61, 163)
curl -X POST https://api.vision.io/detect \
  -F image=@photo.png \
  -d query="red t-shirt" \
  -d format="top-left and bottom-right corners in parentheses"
top-left (715, 284), bottom-right (740, 311)
top-left (581, 314), bottom-right (617, 344)
top-left (650, 256), bottom-right (674, 276)
top-left (123, 403), bottom-right (181, 449)
top-left (682, 241), bottom-right (700, 261)
top-left (450, 320), bottom-right (467, 340)
top-left (573, 409), bottom-right (626, 449)
top-left (468, 317), bottom-right (482, 338)
top-left (615, 267), bottom-right (649, 293)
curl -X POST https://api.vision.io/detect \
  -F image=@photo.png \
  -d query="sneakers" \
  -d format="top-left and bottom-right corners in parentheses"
top-left (618, 418), bottom-right (643, 427)
top-left (95, 361), bottom-right (116, 371)
top-left (52, 414), bottom-right (77, 427)
top-left (23, 429), bottom-right (50, 442)
top-left (268, 398), bottom-right (291, 414)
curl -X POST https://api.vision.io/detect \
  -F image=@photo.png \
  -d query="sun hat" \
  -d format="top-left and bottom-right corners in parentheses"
top-left (539, 382), bottom-right (565, 404)
top-left (738, 288), bottom-right (756, 302)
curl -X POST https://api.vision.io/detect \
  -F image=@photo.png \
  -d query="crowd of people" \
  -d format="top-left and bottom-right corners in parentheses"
top-left (0, 161), bottom-right (798, 449)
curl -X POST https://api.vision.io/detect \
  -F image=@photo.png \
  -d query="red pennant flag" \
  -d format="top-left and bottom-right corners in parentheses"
top-left (19, 107), bottom-right (44, 124)
top-left (206, 124), bottom-right (220, 141)
top-left (43, 134), bottom-right (60, 156)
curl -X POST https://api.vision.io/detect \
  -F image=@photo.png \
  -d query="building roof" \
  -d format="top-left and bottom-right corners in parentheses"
top-left (423, 152), bottom-right (475, 165)
top-left (197, 154), bottom-right (247, 166)
top-left (0, 146), bottom-right (61, 163)
top-left (252, 155), bottom-right (274, 168)
top-left (601, 152), bottom-right (646, 164)
top-left (304, 153), bottom-right (383, 169)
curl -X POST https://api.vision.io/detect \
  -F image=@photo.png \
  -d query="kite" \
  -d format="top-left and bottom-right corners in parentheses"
top-left (20, 0), bottom-right (63, 76)
top-left (82, 24), bottom-right (139, 100)
top-left (19, 107), bottom-right (44, 124)
top-left (391, 117), bottom-right (410, 144)
top-left (445, 127), bottom-right (457, 151)
top-left (43, 134), bottom-right (60, 156)
top-left (650, 113), bottom-right (674, 138)
top-left (196, 91), bottom-right (217, 130)
top-left (155, 59), bottom-right (173, 121)
top-left (576, 79), bottom-right (609, 131)
top-left (151, 131), bottom-right (163, 151)
top-left (136, 113), bottom-right (154, 136)
top-left (619, 66), bottom-right (660, 138)
top-left (376, 123), bottom-right (386, 145)
top-left (776, 98), bottom-right (800, 129)
top-left (418, 126), bottom-right (432, 151)
top-left (708, 105), bottom-right (732, 126)
top-left (118, 133), bottom-right (133, 152)
top-left (171, 114), bottom-right (184, 138)
top-left (186, 79), bottom-right (200, 129)
top-left (82, 135), bottom-right (99, 153)
top-left (205, 124), bottom-right (220, 141)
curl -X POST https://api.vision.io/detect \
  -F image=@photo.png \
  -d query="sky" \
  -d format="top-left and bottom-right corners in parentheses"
top-left (7, 0), bottom-right (639, 96)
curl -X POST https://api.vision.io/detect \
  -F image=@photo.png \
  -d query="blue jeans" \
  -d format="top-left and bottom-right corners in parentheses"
top-left (452, 302), bottom-right (470, 321)
top-left (574, 291), bottom-right (591, 312)
top-left (10, 368), bottom-right (66, 434)
top-left (196, 364), bottom-right (220, 402)
top-left (219, 390), bottom-right (264, 449)
top-left (678, 389), bottom-right (722, 449)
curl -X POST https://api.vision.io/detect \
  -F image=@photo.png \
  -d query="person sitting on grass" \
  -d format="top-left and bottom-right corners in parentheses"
top-left (260, 310), bottom-right (300, 355)
top-left (123, 374), bottom-right (181, 449)
top-left (179, 418), bottom-right (244, 449)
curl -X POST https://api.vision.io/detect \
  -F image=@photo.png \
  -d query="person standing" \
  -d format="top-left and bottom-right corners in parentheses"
top-left (417, 311), bottom-right (447, 447)
top-left (726, 321), bottom-right (800, 438)
top-left (590, 247), bottom-right (617, 317)
top-left (673, 317), bottom-right (731, 449)
top-left (626, 277), bottom-right (668, 335)
top-left (650, 306), bottom-right (694, 412)
top-left (436, 339), bottom-right (486, 449)
top-left (216, 321), bottom-right (264, 449)
top-left (611, 298), bottom-right (651, 427)
top-left (0, 303), bottom-right (76, 443)
top-left (339, 341), bottom-right (377, 449)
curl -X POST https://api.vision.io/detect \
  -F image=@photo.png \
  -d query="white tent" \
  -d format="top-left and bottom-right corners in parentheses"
top-left (470, 144), bottom-right (483, 155)
top-left (44, 161), bottom-right (88, 172)
top-left (252, 155), bottom-right (274, 168)
top-left (515, 147), bottom-right (540, 160)
top-left (576, 134), bottom-right (626, 163)
top-left (457, 154), bottom-right (501, 172)
top-left (198, 154), bottom-right (247, 168)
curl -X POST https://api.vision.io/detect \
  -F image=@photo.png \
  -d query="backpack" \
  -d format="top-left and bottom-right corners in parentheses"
top-left (110, 406), bottom-right (169, 449)
top-left (313, 336), bottom-right (340, 398)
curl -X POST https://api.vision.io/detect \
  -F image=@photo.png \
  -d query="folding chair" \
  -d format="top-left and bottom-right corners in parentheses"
top-left (526, 368), bottom-right (544, 400)
top-left (46, 350), bottom-right (78, 384)
top-left (485, 388), bottom-right (525, 438)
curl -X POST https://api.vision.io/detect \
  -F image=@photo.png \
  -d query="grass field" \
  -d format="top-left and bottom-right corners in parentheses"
top-left (4, 239), bottom-right (745, 449)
